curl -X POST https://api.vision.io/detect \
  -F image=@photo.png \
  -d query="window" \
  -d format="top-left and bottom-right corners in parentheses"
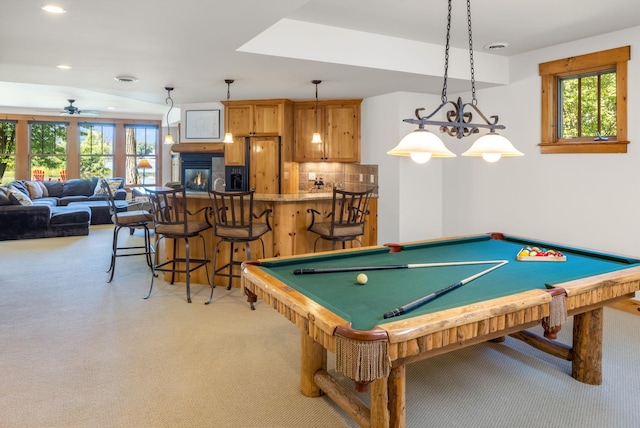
top-left (559, 70), bottom-right (616, 139)
top-left (79, 123), bottom-right (115, 179)
top-left (125, 124), bottom-right (158, 185)
top-left (539, 46), bottom-right (629, 154)
top-left (0, 121), bottom-right (17, 185)
top-left (29, 122), bottom-right (68, 181)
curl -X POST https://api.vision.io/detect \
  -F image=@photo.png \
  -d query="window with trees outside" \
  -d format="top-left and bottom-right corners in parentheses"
top-left (79, 123), bottom-right (115, 179)
top-left (125, 124), bottom-right (158, 185)
top-left (30, 122), bottom-right (68, 181)
top-left (539, 46), bottom-right (629, 154)
top-left (0, 121), bottom-right (17, 185)
top-left (559, 70), bottom-right (616, 139)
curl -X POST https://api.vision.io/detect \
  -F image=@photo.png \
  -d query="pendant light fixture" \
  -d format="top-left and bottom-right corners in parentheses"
top-left (223, 79), bottom-right (234, 144)
top-left (163, 87), bottom-right (175, 145)
top-left (311, 80), bottom-right (322, 144)
top-left (388, 0), bottom-right (523, 163)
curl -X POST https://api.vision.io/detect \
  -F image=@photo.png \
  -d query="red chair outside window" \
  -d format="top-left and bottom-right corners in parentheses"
top-left (33, 169), bottom-right (45, 181)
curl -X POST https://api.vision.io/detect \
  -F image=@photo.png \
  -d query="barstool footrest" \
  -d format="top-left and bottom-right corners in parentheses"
top-left (154, 258), bottom-right (209, 274)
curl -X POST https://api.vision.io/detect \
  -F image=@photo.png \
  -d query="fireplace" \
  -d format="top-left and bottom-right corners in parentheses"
top-left (180, 153), bottom-right (224, 192)
top-left (184, 168), bottom-right (209, 191)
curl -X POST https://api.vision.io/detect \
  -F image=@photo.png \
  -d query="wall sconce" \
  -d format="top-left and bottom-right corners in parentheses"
top-left (388, 0), bottom-right (523, 163)
top-left (223, 79), bottom-right (234, 143)
top-left (164, 87), bottom-right (175, 145)
top-left (311, 80), bottom-right (322, 144)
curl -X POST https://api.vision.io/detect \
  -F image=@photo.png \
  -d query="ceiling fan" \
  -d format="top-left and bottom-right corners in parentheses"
top-left (60, 99), bottom-right (99, 116)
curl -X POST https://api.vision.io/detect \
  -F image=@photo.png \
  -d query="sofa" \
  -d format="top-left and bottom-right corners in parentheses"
top-left (0, 178), bottom-right (128, 241)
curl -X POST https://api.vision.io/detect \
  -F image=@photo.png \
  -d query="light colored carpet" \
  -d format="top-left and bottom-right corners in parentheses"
top-left (1, 226), bottom-right (639, 427)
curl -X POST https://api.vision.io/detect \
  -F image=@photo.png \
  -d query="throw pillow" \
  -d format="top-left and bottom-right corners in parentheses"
top-left (8, 186), bottom-right (33, 206)
top-left (25, 181), bottom-right (44, 199)
top-left (93, 178), bottom-right (122, 197)
top-left (37, 180), bottom-right (49, 197)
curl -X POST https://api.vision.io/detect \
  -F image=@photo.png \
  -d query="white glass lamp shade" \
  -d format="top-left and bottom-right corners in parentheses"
top-left (461, 132), bottom-right (523, 162)
top-left (223, 132), bottom-right (234, 143)
top-left (387, 128), bottom-right (456, 163)
top-left (311, 132), bottom-right (322, 144)
top-left (164, 133), bottom-right (175, 145)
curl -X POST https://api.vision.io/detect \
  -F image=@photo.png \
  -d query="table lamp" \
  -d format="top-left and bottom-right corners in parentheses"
top-left (137, 159), bottom-right (152, 184)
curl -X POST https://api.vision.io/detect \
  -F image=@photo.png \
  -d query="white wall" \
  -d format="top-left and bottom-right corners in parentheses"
top-left (443, 26), bottom-right (640, 256)
top-left (361, 92), bottom-right (446, 244)
top-left (363, 25), bottom-right (640, 258)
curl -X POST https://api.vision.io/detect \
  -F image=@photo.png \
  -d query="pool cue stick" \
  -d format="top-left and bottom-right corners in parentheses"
top-left (293, 260), bottom-right (507, 275)
top-left (383, 260), bottom-right (508, 319)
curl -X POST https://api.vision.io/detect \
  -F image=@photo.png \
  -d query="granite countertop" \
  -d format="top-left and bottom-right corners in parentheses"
top-left (183, 191), bottom-right (377, 202)
top-left (184, 191), bottom-right (334, 202)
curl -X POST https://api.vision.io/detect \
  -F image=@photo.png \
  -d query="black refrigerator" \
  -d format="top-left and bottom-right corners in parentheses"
top-left (225, 136), bottom-right (281, 194)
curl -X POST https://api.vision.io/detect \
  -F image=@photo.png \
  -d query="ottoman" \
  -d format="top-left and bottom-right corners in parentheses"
top-left (68, 200), bottom-right (128, 225)
top-left (48, 206), bottom-right (92, 237)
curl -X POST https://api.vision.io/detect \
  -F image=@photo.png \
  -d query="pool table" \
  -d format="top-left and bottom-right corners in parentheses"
top-left (241, 233), bottom-right (640, 428)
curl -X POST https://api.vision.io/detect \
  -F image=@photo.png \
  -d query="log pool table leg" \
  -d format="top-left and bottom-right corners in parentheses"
top-left (369, 375), bottom-right (391, 428)
top-left (386, 365), bottom-right (406, 428)
top-left (572, 307), bottom-right (603, 385)
top-left (300, 331), bottom-right (326, 397)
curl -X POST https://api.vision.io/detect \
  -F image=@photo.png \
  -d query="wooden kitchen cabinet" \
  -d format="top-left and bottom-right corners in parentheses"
top-left (224, 135), bottom-right (246, 166)
top-left (222, 99), bottom-right (296, 192)
top-left (249, 137), bottom-right (280, 194)
top-left (224, 99), bottom-right (291, 136)
top-left (293, 99), bottom-right (361, 162)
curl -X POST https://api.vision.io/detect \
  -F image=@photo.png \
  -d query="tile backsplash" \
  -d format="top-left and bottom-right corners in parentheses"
top-left (298, 163), bottom-right (378, 192)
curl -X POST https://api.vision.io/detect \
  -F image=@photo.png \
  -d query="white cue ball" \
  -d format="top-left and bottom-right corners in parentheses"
top-left (356, 273), bottom-right (368, 285)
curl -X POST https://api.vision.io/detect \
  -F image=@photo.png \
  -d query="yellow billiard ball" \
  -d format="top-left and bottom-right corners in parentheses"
top-left (356, 273), bottom-right (368, 285)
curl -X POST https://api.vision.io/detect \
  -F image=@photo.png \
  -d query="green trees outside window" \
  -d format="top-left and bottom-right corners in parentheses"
top-left (125, 125), bottom-right (158, 185)
top-left (0, 116), bottom-right (161, 184)
top-left (560, 70), bottom-right (617, 139)
top-left (0, 121), bottom-right (16, 185)
top-left (79, 123), bottom-right (115, 178)
top-left (30, 122), bottom-right (67, 181)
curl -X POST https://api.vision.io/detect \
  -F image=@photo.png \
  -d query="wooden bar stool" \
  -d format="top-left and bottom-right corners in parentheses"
top-left (208, 189), bottom-right (271, 308)
top-left (307, 186), bottom-right (377, 252)
top-left (145, 186), bottom-right (212, 303)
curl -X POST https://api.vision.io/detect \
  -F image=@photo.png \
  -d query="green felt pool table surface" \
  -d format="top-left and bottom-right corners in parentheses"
top-left (253, 234), bottom-right (640, 331)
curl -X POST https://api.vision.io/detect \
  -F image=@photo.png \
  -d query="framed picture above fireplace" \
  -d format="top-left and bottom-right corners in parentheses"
top-left (184, 109), bottom-right (220, 140)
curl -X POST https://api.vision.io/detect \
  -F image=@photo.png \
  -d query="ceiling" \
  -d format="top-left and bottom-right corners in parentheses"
top-left (2, 0), bottom-right (640, 119)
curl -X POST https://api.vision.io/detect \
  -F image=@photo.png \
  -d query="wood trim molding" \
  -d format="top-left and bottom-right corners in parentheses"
top-left (538, 46), bottom-right (630, 154)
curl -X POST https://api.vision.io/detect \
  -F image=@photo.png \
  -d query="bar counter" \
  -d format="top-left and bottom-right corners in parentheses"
top-left (161, 191), bottom-right (378, 287)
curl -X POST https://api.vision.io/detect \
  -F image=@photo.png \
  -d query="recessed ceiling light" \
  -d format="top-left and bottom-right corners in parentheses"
top-left (114, 75), bottom-right (139, 83)
top-left (484, 42), bottom-right (510, 50)
top-left (107, 107), bottom-right (115, 110)
top-left (41, 5), bottom-right (66, 14)
top-left (57, 64), bottom-right (71, 69)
